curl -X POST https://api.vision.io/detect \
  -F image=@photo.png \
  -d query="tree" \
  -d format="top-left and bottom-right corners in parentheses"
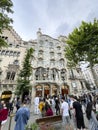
top-left (65, 19), bottom-right (98, 87)
top-left (16, 48), bottom-right (34, 100)
top-left (0, 0), bottom-right (13, 47)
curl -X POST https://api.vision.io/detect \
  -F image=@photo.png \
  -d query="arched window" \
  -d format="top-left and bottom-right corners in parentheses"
top-left (5, 51), bottom-right (9, 55)
top-left (39, 40), bottom-right (44, 47)
top-left (59, 59), bottom-right (65, 66)
top-left (51, 68), bottom-right (58, 80)
top-left (1, 50), bottom-right (5, 55)
top-left (9, 44), bottom-right (12, 47)
top-left (49, 42), bottom-right (53, 49)
top-left (50, 51), bottom-right (54, 58)
top-left (38, 58), bottom-right (43, 65)
top-left (35, 67), bottom-right (48, 80)
top-left (38, 50), bottom-right (43, 57)
top-left (61, 69), bottom-right (66, 81)
top-left (16, 45), bottom-right (19, 48)
top-left (57, 46), bottom-right (61, 50)
top-left (9, 51), bottom-right (13, 56)
top-left (13, 60), bottom-right (19, 65)
top-left (57, 53), bottom-right (61, 58)
top-left (17, 52), bottom-right (20, 56)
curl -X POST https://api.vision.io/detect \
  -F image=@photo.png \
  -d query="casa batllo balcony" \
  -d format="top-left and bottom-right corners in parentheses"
top-left (69, 75), bottom-right (84, 80)
top-left (35, 73), bottom-right (60, 84)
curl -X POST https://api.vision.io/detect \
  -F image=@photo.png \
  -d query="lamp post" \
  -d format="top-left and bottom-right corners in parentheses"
top-left (61, 71), bottom-right (66, 97)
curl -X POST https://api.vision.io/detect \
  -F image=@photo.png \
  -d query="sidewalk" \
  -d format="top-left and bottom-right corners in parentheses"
top-left (3, 103), bottom-right (89, 130)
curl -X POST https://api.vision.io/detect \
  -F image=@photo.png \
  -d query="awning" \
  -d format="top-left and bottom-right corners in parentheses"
top-left (1, 94), bottom-right (12, 99)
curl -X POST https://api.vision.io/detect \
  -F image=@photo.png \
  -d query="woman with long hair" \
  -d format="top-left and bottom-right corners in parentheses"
top-left (86, 102), bottom-right (98, 130)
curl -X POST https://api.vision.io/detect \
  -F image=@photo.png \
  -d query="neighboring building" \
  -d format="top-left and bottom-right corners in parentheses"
top-left (82, 64), bottom-right (98, 89)
top-left (0, 28), bottom-right (86, 99)
top-left (82, 68), bottom-right (95, 89)
top-left (0, 28), bottom-right (26, 98)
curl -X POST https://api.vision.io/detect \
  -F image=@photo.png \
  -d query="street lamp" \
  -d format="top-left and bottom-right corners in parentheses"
top-left (61, 71), bottom-right (67, 97)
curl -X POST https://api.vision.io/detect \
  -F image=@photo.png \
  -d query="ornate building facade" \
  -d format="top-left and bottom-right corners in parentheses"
top-left (0, 28), bottom-right (86, 99)
top-left (29, 29), bottom-right (86, 98)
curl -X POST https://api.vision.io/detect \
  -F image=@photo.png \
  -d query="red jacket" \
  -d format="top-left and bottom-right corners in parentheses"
top-left (0, 108), bottom-right (8, 121)
top-left (46, 108), bottom-right (53, 116)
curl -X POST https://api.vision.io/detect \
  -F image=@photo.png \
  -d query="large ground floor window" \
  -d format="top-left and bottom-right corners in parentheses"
top-left (35, 83), bottom-right (69, 97)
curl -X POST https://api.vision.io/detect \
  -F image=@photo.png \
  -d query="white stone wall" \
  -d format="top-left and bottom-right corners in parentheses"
top-left (30, 29), bottom-right (86, 95)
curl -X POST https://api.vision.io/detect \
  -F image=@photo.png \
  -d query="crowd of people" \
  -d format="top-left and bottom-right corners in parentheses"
top-left (34, 92), bottom-right (98, 130)
top-left (1, 92), bottom-right (98, 130)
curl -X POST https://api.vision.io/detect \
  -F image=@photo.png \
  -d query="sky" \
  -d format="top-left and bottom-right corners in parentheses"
top-left (10, 0), bottom-right (98, 41)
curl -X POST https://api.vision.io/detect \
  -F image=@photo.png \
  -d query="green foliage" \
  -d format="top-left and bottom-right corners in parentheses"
top-left (30, 123), bottom-right (38, 130)
top-left (0, 0), bottom-right (13, 48)
top-left (25, 123), bottom-right (38, 130)
top-left (0, 37), bottom-right (8, 48)
top-left (65, 19), bottom-right (98, 68)
top-left (16, 48), bottom-right (34, 96)
top-left (15, 79), bottom-right (32, 95)
top-left (0, 0), bottom-right (13, 33)
top-left (19, 48), bottom-right (34, 78)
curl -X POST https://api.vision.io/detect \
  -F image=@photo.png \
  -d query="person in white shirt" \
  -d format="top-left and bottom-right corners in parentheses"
top-left (61, 97), bottom-right (71, 129)
top-left (34, 96), bottom-right (40, 114)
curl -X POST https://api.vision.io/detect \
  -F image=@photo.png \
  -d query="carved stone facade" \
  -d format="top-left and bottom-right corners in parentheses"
top-left (0, 28), bottom-right (86, 99)
top-left (28, 29), bottom-right (86, 98)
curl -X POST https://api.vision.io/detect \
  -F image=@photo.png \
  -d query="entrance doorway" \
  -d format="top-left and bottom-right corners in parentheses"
top-left (61, 84), bottom-right (69, 96)
top-left (44, 85), bottom-right (50, 97)
top-left (35, 85), bottom-right (42, 96)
